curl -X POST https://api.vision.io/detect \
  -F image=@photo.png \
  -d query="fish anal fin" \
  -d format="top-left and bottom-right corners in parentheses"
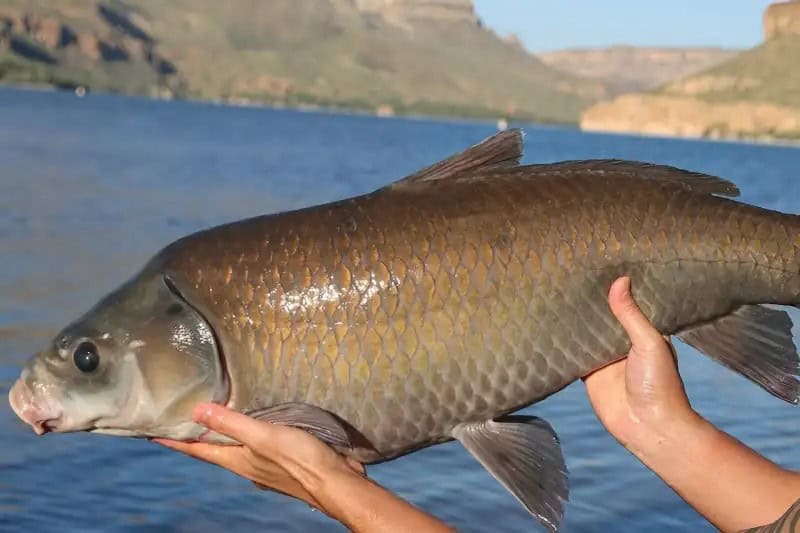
top-left (677, 304), bottom-right (800, 403)
top-left (387, 129), bottom-right (523, 190)
top-left (452, 415), bottom-right (568, 532)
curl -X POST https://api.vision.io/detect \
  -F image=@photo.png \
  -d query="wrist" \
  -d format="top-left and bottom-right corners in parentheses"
top-left (298, 461), bottom-right (371, 518)
top-left (626, 407), bottom-right (716, 474)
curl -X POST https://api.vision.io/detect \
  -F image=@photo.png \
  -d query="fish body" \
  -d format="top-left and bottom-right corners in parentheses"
top-left (9, 131), bottom-right (800, 530)
top-left (155, 160), bottom-right (800, 460)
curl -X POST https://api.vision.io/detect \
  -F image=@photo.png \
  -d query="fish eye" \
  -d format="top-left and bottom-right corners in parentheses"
top-left (73, 342), bottom-right (100, 373)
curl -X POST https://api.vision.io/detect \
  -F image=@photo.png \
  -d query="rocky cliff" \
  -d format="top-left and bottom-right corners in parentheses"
top-left (764, 0), bottom-right (800, 39)
top-left (353, 0), bottom-right (476, 25)
top-left (580, 1), bottom-right (800, 141)
top-left (539, 46), bottom-right (736, 92)
top-left (0, 2), bottom-right (182, 95)
top-left (582, 94), bottom-right (800, 140)
top-left (0, 0), bottom-right (608, 123)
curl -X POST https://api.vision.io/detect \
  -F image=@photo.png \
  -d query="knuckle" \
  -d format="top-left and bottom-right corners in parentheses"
top-left (618, 300), bottom-right (640, 318)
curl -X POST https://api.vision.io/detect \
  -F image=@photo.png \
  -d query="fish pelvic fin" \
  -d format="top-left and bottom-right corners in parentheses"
top-left (452, 415), bottom-right (568, 532)
top-left (245, 403), bottom-right (353, 449)
top-left (677, 304), bottom-right (800, 404)
top-left (387, 129), bottom-right (523, 190)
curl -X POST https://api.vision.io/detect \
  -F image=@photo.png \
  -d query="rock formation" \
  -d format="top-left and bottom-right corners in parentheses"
top-left (352, 0), bottom-right (476, 25)
top-left (764, 0), bottom-right (800, 39)
top-left (579, 1), bottom-right (800, 142)
top-left (582, 94), bottom-right (800, 140)
top-left (0, 3), bottom-right (180, 94)
top-left (539, 46), bottom-right (737, 92)
top-left (0, 0), bottom-right (602, 124)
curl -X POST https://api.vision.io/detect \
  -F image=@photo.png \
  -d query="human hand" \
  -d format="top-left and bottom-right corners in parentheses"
top-left (155, 404), bottom-right (454, 532)
top-left (153, 403), bottom-right (365, 513)
top-left (583, 277), bottom-right (800, 530)
top-left (583, 276), bottom-right (700, 454)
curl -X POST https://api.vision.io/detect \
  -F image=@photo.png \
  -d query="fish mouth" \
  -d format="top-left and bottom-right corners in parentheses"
top-left (8, 380), bottom-right (63, 436)
top-left (35, 417), bottom-right (62, 435)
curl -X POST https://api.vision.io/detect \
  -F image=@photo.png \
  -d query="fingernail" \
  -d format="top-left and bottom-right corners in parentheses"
top-left (619, 276), bottom-right (631, 297)
top-left (609, 276), bottom-right (631, 300)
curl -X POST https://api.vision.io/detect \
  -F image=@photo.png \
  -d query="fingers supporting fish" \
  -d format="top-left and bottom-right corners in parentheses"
top-left (151, 438), bottom-right (243, 466)
top-left (192, 402), bottom-right (279, 451)
top-left (152, 438), bottom-right (279, 489)
top-left (608, 277), bottom-right (665, 354)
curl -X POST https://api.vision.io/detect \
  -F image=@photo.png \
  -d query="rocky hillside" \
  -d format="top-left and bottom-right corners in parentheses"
top-left (0, 0), bottom-right (610, 123)
top-left (765, 0), bottom-right (800, 38)
top-left (0, 1), bottom-right (182, 96)
top-left (539, 46), bottom-right (737, 93)
top-left (581, 1), bottom-right (800, 141)
top-left (353, 0), bottom-right (476, 25)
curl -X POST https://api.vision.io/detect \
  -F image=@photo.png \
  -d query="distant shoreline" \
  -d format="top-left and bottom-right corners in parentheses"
top-left (579, 123), bottom-right (800, 149)
top-left (0, 81), bottom-right (556, 129)
top-left (3, 82), bottom-right (798, 150)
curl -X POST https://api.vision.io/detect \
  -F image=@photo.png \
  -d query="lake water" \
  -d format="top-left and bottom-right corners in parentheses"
top-left (1, 86), bottom-right (800, 532)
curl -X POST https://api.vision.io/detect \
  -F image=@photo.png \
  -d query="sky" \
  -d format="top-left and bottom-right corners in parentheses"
top-left (474, 0), bottom-right (776, 53)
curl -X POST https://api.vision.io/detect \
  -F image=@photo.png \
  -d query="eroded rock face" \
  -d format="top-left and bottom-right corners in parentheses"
top-left (581, 94), bottom-right (800, 140)
top-left (765, 1), bottom-right (800, 39)
top-left (0, 0), bottom-right (606, 122)
top-left (76, 33), bottom-right (101, 61)
top-left (0, 12), bottom-right (76, 53)
top-left (577, 2), bottom-right (800, 142)
top-left (0, 2), bottom-right (181, 92)
top-left (352, 0), bottom-right (476, 25)
top-left (539, 47), bottom-right (737, 92)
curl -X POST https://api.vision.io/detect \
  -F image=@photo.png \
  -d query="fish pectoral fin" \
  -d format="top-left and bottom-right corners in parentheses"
top-left (244, 403), bottom-right (352, 449)
top-left (386, 129), bottom-right (523, 190)
top-left (452, 416), bottom-right (568, 532)
top-left (677, 304), bottom-right (800, 404)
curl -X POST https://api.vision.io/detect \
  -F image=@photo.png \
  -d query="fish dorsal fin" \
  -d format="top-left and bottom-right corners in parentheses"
top-left (388, 129), bottom-right (523, 190)
top-left (385, 132), bottom-right (739, 198)
top-left (524, 159), bottom-right (740, 197)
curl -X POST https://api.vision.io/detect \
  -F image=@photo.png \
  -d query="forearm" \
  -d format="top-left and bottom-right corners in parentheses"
top-left (628, 411), bottom-right (800, 532)
top-left (309, 467), bottom-right (455, 533)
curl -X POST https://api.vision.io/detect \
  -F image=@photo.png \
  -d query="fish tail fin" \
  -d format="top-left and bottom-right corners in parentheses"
top-left (673, 211), bottom-right (800, 404)
top-left (677, 304), bottom-right (800, 404)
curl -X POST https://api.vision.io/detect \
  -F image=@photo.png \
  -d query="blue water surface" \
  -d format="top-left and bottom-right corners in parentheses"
top-left (1, 87), bottom-right (800, 532)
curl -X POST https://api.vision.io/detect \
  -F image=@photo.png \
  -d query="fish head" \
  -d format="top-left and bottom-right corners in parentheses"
top-left (8, 272), bottom-right (228, 440)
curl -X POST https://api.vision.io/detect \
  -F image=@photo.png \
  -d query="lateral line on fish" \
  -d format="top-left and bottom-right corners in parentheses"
top-left (584, 258), bottom-right (798, 277)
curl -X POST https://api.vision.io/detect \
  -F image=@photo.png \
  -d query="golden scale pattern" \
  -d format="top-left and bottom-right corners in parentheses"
top-left (162, 172), bottom-right (800, 459)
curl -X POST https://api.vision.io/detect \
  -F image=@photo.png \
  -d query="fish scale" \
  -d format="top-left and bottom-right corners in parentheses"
top-left (11, 130), bottom-right (800, 531)
top-left (154, 170), bottom-right (799, 462)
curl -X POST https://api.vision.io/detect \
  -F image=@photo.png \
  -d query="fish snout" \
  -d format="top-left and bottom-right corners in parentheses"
top-left (8, 380), bottom-right (62, 435)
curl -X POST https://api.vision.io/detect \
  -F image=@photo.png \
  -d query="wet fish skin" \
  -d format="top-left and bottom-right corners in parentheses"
top-left (10, 130), bottom-right (800, 531)
top-left (156, 153), bottom-right (800, 462)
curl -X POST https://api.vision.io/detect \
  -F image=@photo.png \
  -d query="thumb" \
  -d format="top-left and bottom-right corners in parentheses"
top-left (608, 277), bottom-right (663, 353)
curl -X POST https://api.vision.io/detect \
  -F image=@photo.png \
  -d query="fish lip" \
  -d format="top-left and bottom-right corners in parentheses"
top-left (8, 380), bottom-right (63, 436)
